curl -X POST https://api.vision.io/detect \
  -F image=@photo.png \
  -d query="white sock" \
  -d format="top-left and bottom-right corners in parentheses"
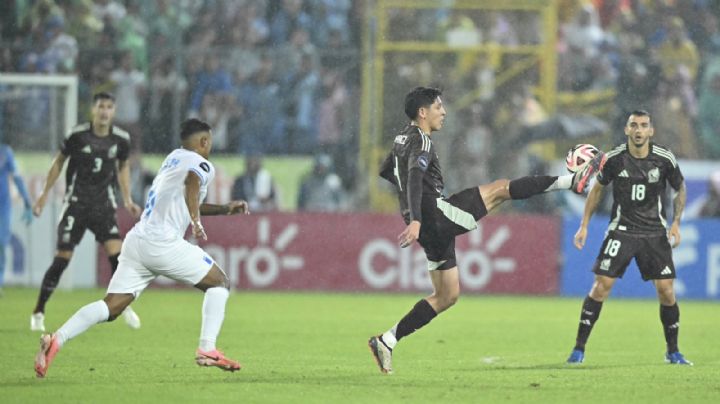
top-left (55, 300), bottom-right (110, 347)
top-left (381, 325), bottom-right (398, 350)
top-left (547, 174), bottom-right (573, 192)
top-left (199, 287), bottom-right (229, 352)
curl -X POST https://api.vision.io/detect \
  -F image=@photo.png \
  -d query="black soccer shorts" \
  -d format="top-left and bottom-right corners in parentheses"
top-left (56, 201), bottom-right (121, 250)
top-left (591, 230), bottom-right (676, 281)
top-left (417, 187), bottom-right (488, 271)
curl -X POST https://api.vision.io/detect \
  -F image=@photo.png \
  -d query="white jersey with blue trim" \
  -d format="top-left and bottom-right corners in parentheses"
top-left (133, 148), bottom-right (215, 241)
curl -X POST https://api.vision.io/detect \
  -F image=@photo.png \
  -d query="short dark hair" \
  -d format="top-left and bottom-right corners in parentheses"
top-left (628, 109), bottom-right (652, 124)
top-left (180, 118), bottom-right (212, 140)
top-left (404, 87), bottom-right (442, 120)
top-left (93, 92), bottom-right (115, 103)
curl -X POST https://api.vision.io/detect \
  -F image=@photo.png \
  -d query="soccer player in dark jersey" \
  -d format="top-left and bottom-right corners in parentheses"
top-left (30, 92), bottom-right (143, 332)
top-left (367, 87), bottom-right (606, 374)
top-left (566, 110), bottom-right (692, 365)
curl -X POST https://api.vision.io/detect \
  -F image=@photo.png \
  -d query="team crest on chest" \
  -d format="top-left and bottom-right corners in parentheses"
top-left (648, 167), bottom-right (660, 183)
top-left (108, 144), bottom-right (117, 158)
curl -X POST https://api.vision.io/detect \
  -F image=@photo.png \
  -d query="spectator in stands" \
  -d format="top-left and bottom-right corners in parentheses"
top-left (92, 0), bottom-right (126, 27)
top-left (147, 56), bottom-right (187, 152)
top-left (653, 65), bottom-right (699, 159)
top-left (317, 70), bottom-right (348, 157)
top-left (700, 172), bottom-right (720, 217)
top-left (698, 72), bottom-right (720, 159)
top-left (236, 54), bottom-right (285, 154)
top-left (284, 52), bottom-right (320, 154)
top-left (188, 54), bottom-right (233, 117)
top-left (297, 154), bottom-right (346, 212)
top-left (42, 15), bottom-right (78, 73)
top-left (270, 0), bottom-right (312, 45)
top-left (65, 0), bottom-right (103, 48)
top-left (110, 52), bottom-right (146, 150)
top-left (657, 17), bottom-right (699, 81)
top-left (231, 153), bottom-right (278, 212)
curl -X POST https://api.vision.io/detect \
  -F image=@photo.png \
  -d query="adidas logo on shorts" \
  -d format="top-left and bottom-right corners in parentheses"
top-left (660, 266), bottom-right (672, 276)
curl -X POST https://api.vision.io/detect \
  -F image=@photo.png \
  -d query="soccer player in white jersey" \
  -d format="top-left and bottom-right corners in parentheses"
top-left (34, 119), bottom-right (249, 378)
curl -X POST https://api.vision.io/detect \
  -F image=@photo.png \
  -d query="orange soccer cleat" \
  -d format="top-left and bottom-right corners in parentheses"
top-left (34, 334), bottom-right (60, 378)
top-left (195, 348), bottom-right (242, 372)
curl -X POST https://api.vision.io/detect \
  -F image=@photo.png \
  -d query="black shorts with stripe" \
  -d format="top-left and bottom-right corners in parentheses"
top-left (417, 187), bottom-right (488, 271)
top-left (56, 201), bottom-right (120, 250)
top-left (592, 230), bottom-right (675, 281)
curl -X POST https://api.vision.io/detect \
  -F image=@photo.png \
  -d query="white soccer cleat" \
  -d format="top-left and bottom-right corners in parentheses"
top-left (122, 306), bottom-right (141, 329)
top-left (31, 312), bottom-right (46, 332)
top-left (368, 336), bottom-right (393, 374)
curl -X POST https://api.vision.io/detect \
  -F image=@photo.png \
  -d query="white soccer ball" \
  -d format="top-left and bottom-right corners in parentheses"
top-left (565, 143), bottom-right (600, 173)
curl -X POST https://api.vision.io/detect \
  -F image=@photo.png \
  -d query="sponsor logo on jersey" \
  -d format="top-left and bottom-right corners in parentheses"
top-left (108, 145), bottom-right (117, 158)
top-left (417, 155), bottom-right (429, 170)
top-left (81, 145), bottom-right (92, 154)
top-left (660, 266), bottom-right (672, 275)
top-left (394, 135), bottom-right (408, 145)
top-left (600, 258), bottom-right (611, 271)
top-left (648, 167), bottom-right (660, 183)
top-left (618, 169), bottom-right (629, 178)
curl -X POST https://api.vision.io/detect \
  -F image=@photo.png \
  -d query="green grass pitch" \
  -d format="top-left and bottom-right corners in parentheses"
top-left (1, 288), bottom-right (719, 403)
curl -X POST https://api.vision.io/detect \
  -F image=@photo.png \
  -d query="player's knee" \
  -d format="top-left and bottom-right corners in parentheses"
top-left (439, 290), bottom-right (460, 310)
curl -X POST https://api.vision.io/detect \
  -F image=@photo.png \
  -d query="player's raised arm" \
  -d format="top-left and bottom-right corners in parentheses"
top-left (184, 171), bottom-right (206, 240)
top-left (574, 182), bottom-right (605, 250)
top-left (33, 152), bottom-right (67, 217)
top-left (117, 159), bottom-right (142, 219)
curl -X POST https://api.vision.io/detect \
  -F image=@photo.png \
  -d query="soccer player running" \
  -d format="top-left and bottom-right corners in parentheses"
top-left (368, 87), bottom-right (606, 374)
top-left (31, 92), bottom-right (143, 331)
top-left (0, 142), bottom-right (33, 295)
top-left (566, 110), bottom-right (692, 365)
top-left (34, 118), bottom-right (249, 378)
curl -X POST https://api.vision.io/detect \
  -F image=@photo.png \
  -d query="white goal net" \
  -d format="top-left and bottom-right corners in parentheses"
top-left (0, 73), bottom-right (97, 288)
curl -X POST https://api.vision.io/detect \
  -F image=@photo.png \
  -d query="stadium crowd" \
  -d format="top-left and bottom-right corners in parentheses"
top-left (1, 0), bottom-right (720, 213)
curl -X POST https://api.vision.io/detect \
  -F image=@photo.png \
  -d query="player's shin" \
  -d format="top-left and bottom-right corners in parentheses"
top-left (34, 257), bottom-right (70, 313)
top-left (55, 300), bottom-right (111, 347)
top-left (382, 299), bottom-right (438, 350)
top-left (108, 254), bottom-right (120, 275)
top-left (574, 295), bottom-right (603, 351)
top-left (508, 176), bottom-right (564, 199)
top-left (660, 303), bottom-right (680, 353)
top-left (199, 287), bottom-right (229, 351)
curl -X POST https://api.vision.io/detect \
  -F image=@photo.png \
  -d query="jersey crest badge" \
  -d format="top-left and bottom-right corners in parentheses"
top-left (199, 162), bottom-right (210, 173)
top-left (648, 167), bottom-right (660, 183)
top-left (108, 145), bottom-right (117, 158)
top-left (600, 258), bottom-right (611, 271)
top-left (81, 145), bottom-right (92, 154)
top-left (417, 155), bottom-right (429, 170)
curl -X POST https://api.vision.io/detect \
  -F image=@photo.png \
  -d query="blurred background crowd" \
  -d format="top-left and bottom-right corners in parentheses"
top-left (0, 0), bottom-right (719, 214)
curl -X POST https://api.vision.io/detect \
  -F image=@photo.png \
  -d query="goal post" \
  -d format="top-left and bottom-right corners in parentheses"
top-left (0, 73), bottom-right (97, 289)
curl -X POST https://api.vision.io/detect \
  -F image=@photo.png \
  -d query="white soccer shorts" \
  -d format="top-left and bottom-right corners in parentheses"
top-left (107, 230), bottom-right (215, 298)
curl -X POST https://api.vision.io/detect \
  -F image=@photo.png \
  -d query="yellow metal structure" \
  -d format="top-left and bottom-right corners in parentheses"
top-left (360, 0), bottom-right (560, 211)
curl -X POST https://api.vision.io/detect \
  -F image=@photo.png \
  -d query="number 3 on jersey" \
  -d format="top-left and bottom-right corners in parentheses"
top-left (92, 157), bottom-right (102, 173)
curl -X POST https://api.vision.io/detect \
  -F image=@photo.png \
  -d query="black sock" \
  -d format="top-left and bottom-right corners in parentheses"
top-left (508, 176), bottom-right (558, 199)
top-left (660, 303), bottom-right (680, 353)
top-left (108, 253), bottom-right (120, 275)
top-left (34, 257), bottom-right (70, 314)
top-left (395, 299), bottom-right (438, 342)
top-left (573, 295), bottom-right (603, 352)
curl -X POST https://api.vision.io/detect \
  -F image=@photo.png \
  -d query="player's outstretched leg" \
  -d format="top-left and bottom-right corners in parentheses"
top-left (194, 265), bottom-right (241, 372)
top-left (571, 151), bottom-right (607, 194)
top-left (107, 251), bottom-right (142, 329)
top-left (31, 256), bottom-right (71, 331)
top-left (33, 294), bottom-right (133, 378)
top-left (369, 267), bottom-right (457, 373)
